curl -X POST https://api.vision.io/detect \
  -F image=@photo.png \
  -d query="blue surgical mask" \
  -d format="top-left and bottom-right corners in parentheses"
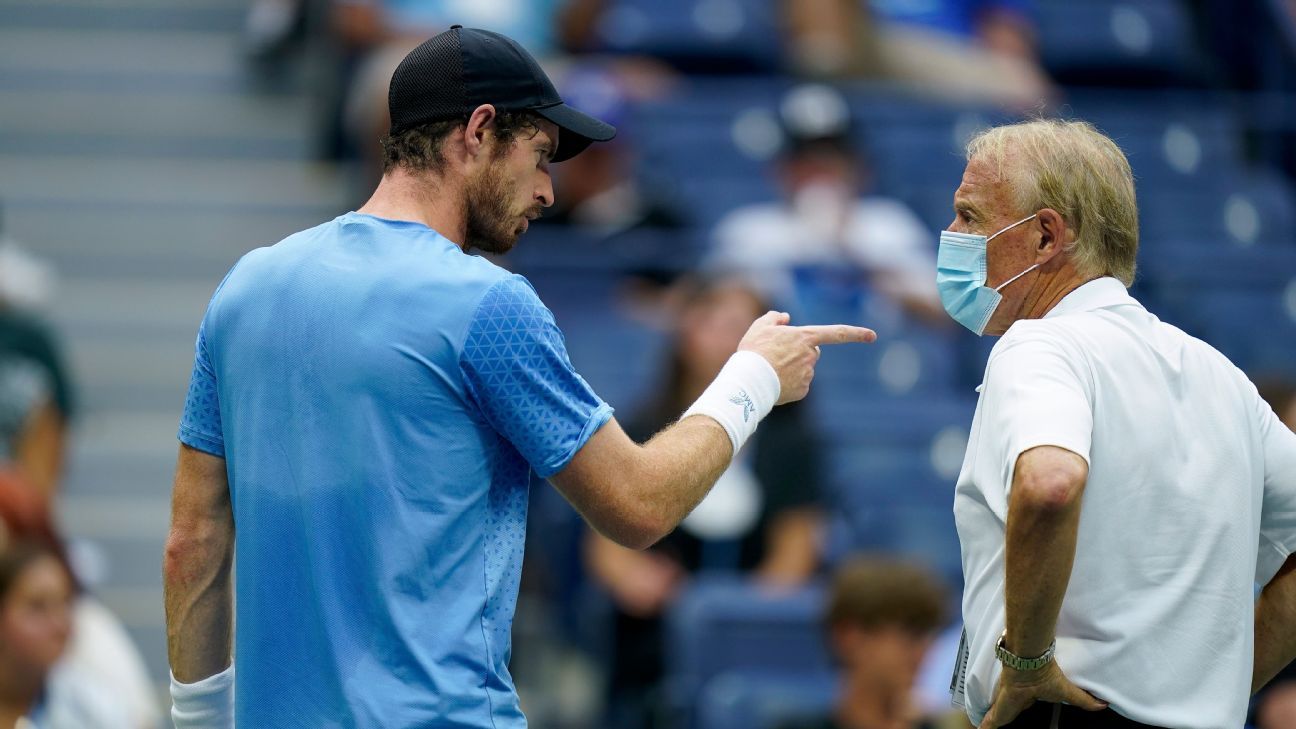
top-left (936, 214), bottom-right (1038, 335)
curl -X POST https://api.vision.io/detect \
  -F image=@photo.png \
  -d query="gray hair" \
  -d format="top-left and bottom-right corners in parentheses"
top-left (966, 119), bottom-right (1139, 286)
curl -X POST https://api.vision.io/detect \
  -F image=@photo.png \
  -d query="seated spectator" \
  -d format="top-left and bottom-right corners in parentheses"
top-left (0, 364), bottom-right (158, 729)
top-left (539, 68), bottom-right (688, 236)
top-left (584, 275), bottom-right (825, 729)
top-left (1259, 378), bottom-right (1296, 432)
top-left (334, 0), bottom-right (597, 188)
top-left (1258, 680), bottom-right (1296, 729)
top-left (706, 84), bottom-right (945, 325)
top-left (0, 540), bottom-right (130, 728)
top-left (776, 557), bottom-right (964, 729)
top-left (0, 355), bottom-right (66, 502)
top-left (783, 0), bottom-right (1054, 110)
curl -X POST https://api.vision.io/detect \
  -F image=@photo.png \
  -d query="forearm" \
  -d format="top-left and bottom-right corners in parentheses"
top-left (1254, 554), bottom-right (1296, 693)
top-left (588, 415), bottom-right (731, 548)
top-left (164, 522), bottom-right (234, 682)
top-left (1003, 448), bottom-right (1087, 656)
top-left (756, 509), bottom-right (821, 585)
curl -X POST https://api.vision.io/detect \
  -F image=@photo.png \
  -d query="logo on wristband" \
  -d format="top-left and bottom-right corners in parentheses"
top-left (729, 389), bottom-right (756, 423)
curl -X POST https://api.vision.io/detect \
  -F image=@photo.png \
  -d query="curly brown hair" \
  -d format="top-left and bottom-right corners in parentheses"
top-left (379, 111), bottom-right (541, 175)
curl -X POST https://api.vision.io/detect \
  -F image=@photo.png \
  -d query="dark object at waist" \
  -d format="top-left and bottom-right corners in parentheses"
top-left (1001, 702), bottom-right (1168, 729)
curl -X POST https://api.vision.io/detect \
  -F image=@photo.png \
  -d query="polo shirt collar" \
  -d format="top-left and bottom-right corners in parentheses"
top-left (1044, 276), bottom-right (1139, 319)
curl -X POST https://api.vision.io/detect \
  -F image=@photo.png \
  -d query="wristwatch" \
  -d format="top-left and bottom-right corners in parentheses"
top-left (995, 630), bottom-right (1056, 671)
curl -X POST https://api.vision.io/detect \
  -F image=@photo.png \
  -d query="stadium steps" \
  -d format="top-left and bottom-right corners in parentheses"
top-left (0, 0), bottom-right (348, 689)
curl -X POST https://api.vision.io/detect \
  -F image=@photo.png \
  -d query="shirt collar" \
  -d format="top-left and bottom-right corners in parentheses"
top-left (1043, 276), bottom-right (1140, 319)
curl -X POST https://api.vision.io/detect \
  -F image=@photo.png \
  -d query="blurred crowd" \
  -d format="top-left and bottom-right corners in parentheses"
top-left (4, 0), bottom-right (1296, 727)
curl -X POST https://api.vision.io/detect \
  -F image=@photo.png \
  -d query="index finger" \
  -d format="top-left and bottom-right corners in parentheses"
top-left (797, 324), bottom-right (878, 345)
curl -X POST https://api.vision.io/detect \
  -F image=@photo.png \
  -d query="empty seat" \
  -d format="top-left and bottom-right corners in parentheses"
top-left (665, 578), bottom-right (831, 724)
top-left (1036, 0), bottom-right (1207, 85)
top-left (593, 0), bottom-right (782, 72)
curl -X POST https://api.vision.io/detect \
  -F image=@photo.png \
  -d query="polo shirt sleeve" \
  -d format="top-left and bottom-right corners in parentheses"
top-left (459, 275), bottom-right (614, 479)
top-left (981, 325), bottom-right (1094, 489)
top-left (177, 320), bottom-right (225, 458)
top-left (1256, 391), bottom-right (1296, 584)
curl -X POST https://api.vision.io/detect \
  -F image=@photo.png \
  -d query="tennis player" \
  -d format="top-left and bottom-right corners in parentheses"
top-left (162, 26), bottom-right (876, 729)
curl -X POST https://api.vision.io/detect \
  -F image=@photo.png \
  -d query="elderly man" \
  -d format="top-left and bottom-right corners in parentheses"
top-left (939, 119), bottom-right (1296, 728)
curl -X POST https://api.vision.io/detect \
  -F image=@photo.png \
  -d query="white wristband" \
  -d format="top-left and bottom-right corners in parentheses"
top-left (681, 350), bottom-right (780, 456)
top-left (171, 664), bottom-right (234, 729)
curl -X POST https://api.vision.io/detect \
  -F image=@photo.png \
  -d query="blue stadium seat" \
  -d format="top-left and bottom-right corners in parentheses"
top-left (1137, 243), bottom-right (1296, 373)
top-left (696, 670), bottom-right (838, 729)
top-left (1036, 0), bottom-right (1207, 85)
top-left (665, 578), bottom-right (831, 725)
top-left (593, 0), bottom-right (782, 72)
top-left (520, 267), bottom-right (670, 410)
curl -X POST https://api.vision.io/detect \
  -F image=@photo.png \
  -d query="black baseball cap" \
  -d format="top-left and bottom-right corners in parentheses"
top-left (388, 26), bottom-right (616, 162)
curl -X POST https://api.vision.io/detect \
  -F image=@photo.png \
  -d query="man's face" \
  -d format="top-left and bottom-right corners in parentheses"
top-left (833, 622), bottom-right (934, 696)
top-left (949, 154), bottom-right (1041, 336)
top-left (463, 118), bottom-right (558, 254)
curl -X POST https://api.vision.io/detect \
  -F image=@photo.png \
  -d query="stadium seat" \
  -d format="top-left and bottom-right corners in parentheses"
top-left (1036, 0), bottom-right (1208, 85)
top-left (1137, 243), bottom-right (1296, 373)
top-left (664, 577), bottom-right (831, 725)
top-left (593, 0), bottom-right (782, 73)
top-left (696, 670), bottom-right (839, 729)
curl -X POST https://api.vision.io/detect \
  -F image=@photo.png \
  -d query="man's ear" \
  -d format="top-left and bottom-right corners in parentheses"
top-left (462, 104), bottom-right (497, 162)
top-left (1035, 208), bottom-right (1072, 265)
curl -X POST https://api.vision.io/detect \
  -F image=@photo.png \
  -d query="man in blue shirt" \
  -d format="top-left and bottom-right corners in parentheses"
top-left (162, 26), bottom-right (875, 729)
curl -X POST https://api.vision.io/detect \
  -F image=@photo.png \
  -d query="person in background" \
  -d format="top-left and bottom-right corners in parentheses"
top-left (538, 67), bottom-right (687, 237)
top-left (334, 0), bottom-right (596, 189)
top-left (777, 557), bottom-right (964, 729)
top-left (0, 537), bottom-right (135, 729)
top-left (782, 0), bottom-right (1053, 110)
top-left (0, 362), bottom-right (158, 729)
top-left (585, 276), bottom-right (825, 729)
top-left (0, 205), bottom-right (72, 502)
top-left (707, 84), bottom-right (944, 325)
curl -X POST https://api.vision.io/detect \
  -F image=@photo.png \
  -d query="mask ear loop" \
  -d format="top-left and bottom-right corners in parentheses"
top-left (994, 263), bottom-right (1040, 292)
top-left (986, 213), bottom-right (1038, 242)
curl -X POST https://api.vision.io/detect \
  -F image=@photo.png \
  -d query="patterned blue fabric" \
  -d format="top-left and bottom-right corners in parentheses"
top-left (176, 212), bottom-right (611, 728)
top-left (178, 323), bottom-right (223, 457)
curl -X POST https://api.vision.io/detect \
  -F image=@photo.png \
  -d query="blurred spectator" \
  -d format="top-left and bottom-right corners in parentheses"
top-left (584, 276), bottom-right (825, 729)
top-left (1258, 681), bottom-right (1296, 729)
top-left (782, 0), bottom-right (1053, 110)
top-left (539, 68), bottom-right (688, 236)
top-left (0, 424), bottom-right (158, 729)
top-left (334, 0), bottom-right (599, 188)
top-left (0, 541), bottom-right (130, 728)
top-left (1259, 378), bottom-right (1296, 432)
top-left (0, 353), bottom-right (67, 502)
top-left (706, 84), bottom-right (945, 325)
top-left (0, 206), bottom-right (73, 501)
top-left (775, 557), bottom-right (963, 729)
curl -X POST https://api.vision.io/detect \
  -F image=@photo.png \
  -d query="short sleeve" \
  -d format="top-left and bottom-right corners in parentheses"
top-left (982, 326), bottom-right (1094, 486)
top-left (460, 276), bottom-right (613, 478)
top-left (177, 321), bottom-right (225, 458)
top-left (1256, 393), bottom-right (1296, 584)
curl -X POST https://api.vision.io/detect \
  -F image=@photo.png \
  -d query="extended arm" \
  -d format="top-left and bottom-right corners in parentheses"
top-left (163, 443), bottom-right (234, 682)
top-left (553, 313), bottom-right (874, 550)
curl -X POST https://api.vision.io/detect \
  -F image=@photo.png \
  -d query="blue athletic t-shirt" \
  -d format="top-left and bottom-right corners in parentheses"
top-left (178, 212), bottom-right (613, 728)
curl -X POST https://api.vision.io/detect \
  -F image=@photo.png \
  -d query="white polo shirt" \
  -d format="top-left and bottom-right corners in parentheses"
top-left (952, 277), bottom-right (1296, 728)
